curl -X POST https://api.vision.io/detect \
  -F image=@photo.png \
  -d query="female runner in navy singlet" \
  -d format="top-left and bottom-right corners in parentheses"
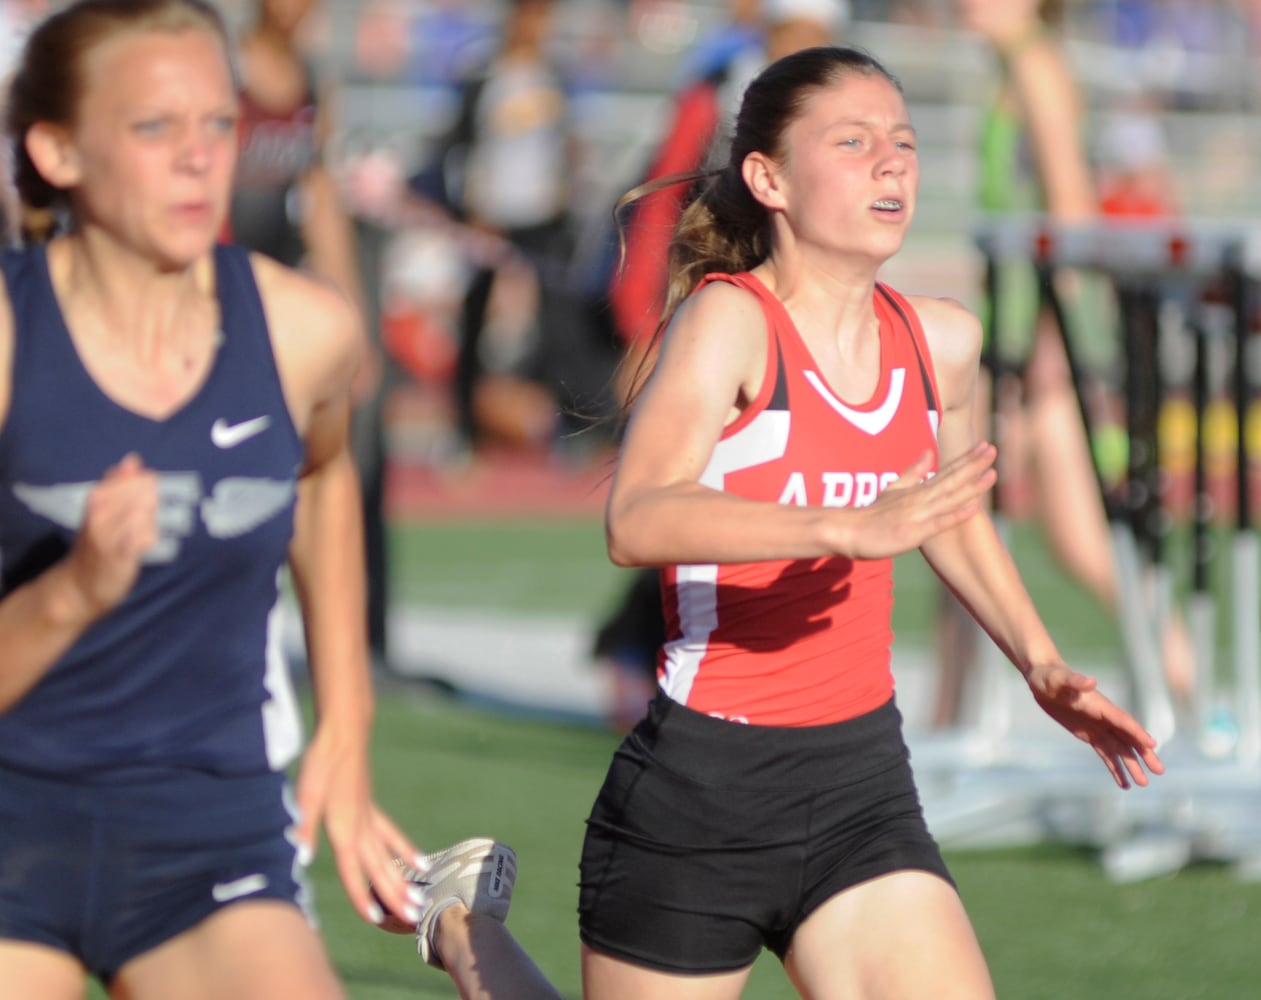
top-left (0, 2), bottom-right (527, 998)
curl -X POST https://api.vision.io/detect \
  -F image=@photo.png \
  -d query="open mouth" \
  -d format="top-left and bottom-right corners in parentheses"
top-left (872, 198), bottom-right (904, 212)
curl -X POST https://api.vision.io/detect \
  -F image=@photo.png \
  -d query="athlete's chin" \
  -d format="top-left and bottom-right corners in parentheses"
top-left (151, 232), bottom-right (219, 271)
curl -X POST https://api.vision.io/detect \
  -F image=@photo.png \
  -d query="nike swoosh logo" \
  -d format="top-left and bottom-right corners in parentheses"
top-left (212, 416), bottom-right (271, 448)
top-left (415, 850), bottom-right (510, 899)
top-left (211, 873), bottom-right (269, 902)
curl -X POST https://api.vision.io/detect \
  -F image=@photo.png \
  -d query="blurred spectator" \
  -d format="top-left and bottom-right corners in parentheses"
top-left (416, 0), bottom-right (617, 461)
top-left (671, 0), bottom-right (763, 86)
top-left (1096, 97), bottom-right (1180, 219)
top-left (230, 0), bottom-right (394, 671)
top-left (608, 0), bottom-right (851, 394)
top-left (0, 0), bottom-right (43, 79)
top-left (0, 0), bottom-right (49, 243)
top-left (406, 0), bottom-right (492, 87)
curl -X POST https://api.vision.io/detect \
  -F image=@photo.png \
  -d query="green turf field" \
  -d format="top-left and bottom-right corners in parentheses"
top-left (311, 692), bottom-right (1261, 1000)
top-left (84, 515), bottom-right (1255, 998)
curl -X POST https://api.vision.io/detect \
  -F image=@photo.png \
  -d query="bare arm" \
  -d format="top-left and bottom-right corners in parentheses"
top-left (605, 281), bottom-right (997, 568)
top-left (0, 482), bottom-right (155, 712)
top-left (258, 257), bottom-right (419, 925)
top-left (0, 282), bottom-right (158, 713)
top-left (914, 295), bottom-right (1061, 668)
top-left (914, 294), bottom-right (1161, 786)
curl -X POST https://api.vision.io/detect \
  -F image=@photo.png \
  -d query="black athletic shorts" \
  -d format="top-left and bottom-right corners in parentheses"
top-left (578, 692), bottom-right (953, 974)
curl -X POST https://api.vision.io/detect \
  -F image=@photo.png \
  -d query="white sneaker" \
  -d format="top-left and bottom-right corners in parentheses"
top-left (400, 837), bottom-right (517, 969)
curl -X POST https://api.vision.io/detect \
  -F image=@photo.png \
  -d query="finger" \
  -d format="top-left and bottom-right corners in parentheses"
top-left (1122, 750), bottom-right (1152, 787)
top-left (111, 452), bottom-right (146, 477)
top-left (889, 449), bottom-right (935, 490)
top-left (365, 846), bottom-right (422, 928)
top-left (1099, 726), bottom-right (1163, 787)
top-left (1060, 671), bottom-right (1098, 694)
top-left (924, 499), bottom-right (982, 535)
top-left (921, 455), bottom-right (996, 511)
top-left (333, 841), bottom-right (383, 926)
top-left (1094, 744), bottom-right (1130, 790)
top-left (1093, 698), bottom-right (1160, 750)
top-left (936, 440), bottom-right (996, 479)
top-left (1137, 741), bottom-right (1165, 776)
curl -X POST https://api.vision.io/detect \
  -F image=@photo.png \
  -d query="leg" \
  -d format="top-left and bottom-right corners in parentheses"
top-left (0, 941), bottom-right (86, 1000)
top-left (456, 265), bottom-right (497, 447)
top-left (1026, 319), bottom-right (1197, 701)
top-left (591, 568), bottom-right (663, 731)
top-left (404, 837), bottom-right (561, 998)
top-left (782, 872), bottom-right (994, 1000)
top-left (430, 905), bottom-right (562, 1000)
top-left (1025, 319), bottom-right (1117, 606)
top-left (351, 385), bottom-right (390, 667)
top-left (582, 945), bottom-right (752, 1000)
top-left (109, 901), bottom-right (342, 1000)
top-left (931, 587), bottom-right (980, 729)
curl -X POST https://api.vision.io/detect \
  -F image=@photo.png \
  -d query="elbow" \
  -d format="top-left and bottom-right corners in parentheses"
top-left (605, 503), bottom-right (650, 567)
top-left (605, 519), bottom-right (639, 567)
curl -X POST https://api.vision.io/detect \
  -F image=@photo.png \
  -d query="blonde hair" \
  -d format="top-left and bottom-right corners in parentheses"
top-left (5, 0), bottom-right (233, 243)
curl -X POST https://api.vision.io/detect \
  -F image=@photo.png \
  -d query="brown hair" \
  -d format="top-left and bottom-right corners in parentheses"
top-left (4, 0), bottom-right (234, 243)
top-left (614, 45), bottom-right (903, 399)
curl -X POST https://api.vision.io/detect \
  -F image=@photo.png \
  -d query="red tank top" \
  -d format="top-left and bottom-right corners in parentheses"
top-left (658, 272), bottom-right (942, 726)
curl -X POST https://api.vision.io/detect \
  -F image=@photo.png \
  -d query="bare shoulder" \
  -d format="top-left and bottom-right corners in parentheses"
top-left (664, 278), bottom-right (767, 359)
top-left (247, 253), bottom-right (362, 420)
top-left (905, 293), bottom-right (983, 370)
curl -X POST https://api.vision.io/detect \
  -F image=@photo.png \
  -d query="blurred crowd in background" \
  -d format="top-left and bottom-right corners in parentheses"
top-left (3, 0), bottom-right (1261, 474)
top-left (308, 0), bottom-right (1261, 470)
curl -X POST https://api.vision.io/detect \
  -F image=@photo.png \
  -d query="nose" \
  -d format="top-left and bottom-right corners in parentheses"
top-left (176, 122), bottom-right (215, 173)
top-left (874, 139), bottom-right (909, 176)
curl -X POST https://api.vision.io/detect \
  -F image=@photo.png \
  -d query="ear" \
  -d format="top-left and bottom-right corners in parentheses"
top-left (24, 123), bottom-right (83, 191)
top-left (741, 151), bottom-right (787, 211)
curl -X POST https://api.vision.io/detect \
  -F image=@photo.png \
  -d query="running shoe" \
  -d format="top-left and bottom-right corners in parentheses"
top-left (400, 837), bottom-right (518, 969)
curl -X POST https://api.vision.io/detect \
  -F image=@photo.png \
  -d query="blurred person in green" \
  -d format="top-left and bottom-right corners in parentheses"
top-left (932, 0), bottom-right (1194, 729)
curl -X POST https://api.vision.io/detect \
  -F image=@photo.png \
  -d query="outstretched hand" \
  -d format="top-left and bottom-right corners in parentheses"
top-left (843, 442), bottom-right (997, 560)
top-left (293, 729), bottom-right (424, 928)
top-left (1025, 662), bottom-right (1165, 788)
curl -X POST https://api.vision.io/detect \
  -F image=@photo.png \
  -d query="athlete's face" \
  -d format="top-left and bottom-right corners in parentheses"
top-left (60, 27), bottom-right (239, 266)
top-left (773, 73), bottom-right (917, 264)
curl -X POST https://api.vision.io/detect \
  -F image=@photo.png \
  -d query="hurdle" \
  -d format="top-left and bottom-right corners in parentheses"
top-left (910, 215), bottom-right (1261, 875)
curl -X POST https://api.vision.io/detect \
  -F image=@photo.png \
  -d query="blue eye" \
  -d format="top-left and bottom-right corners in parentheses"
top-left (134, 118), bottom-right (170, 135)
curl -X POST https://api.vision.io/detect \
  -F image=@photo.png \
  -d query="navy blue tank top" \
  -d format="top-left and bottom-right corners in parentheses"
top-left (0, 243), bottom-right (306, 782)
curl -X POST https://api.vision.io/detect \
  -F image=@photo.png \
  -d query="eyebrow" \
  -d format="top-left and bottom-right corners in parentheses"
top-left (825, 118), bottom-right (918, 138)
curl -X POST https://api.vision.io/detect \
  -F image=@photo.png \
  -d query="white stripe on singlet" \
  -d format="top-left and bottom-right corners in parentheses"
top-left (661, 410), bottom-right (790, 704)
top-left (261, 568), bottom-right (303, 772)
